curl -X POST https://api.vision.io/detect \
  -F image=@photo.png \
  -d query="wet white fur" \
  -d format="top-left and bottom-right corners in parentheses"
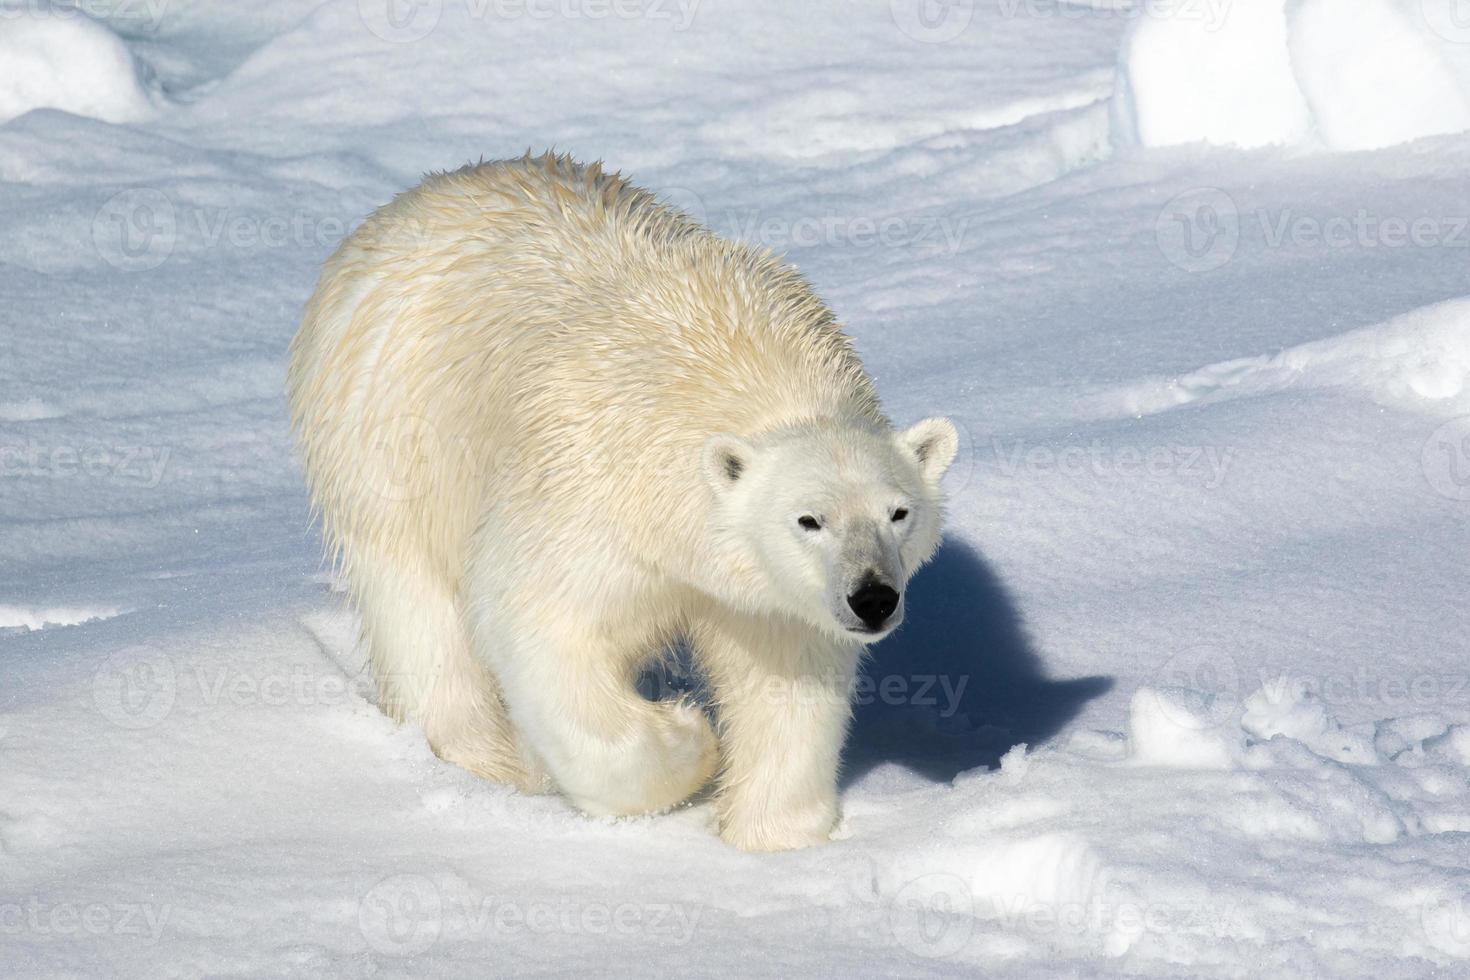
top-left (287, 153), bottom-right (957, 850)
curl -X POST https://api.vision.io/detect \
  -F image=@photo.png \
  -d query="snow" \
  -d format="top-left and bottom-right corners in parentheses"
top-left (1112, 0), bottom-right (1313, 149)
top-left (2, 0), bottom-right (1470, 976)
top-left (1099, 297), bottom-right (1470, 417)
top-left (1114, 0), bottom-right (1470, 150)
top-left (0, 3), bottom-right (158, 126)
top-left (1287, 0), bottom-right (1470, 151)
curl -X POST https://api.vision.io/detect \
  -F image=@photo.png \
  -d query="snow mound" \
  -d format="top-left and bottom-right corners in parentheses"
top-left (1113, 0), bottom-right (1470, 150)
top-left (0, 5), bottom-right (156, 126)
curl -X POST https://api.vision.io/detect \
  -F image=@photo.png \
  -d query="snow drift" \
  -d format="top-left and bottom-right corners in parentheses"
top-left (1113, 0), bottom-right (1470, 150)
top-left (0, 3), bottom-right (156, 126)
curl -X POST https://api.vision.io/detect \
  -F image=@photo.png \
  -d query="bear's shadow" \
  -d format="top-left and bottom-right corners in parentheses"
top-left (639, 539), bottom-right (1113, 787)
top-left (840, 538), bottom-right (1112, 786)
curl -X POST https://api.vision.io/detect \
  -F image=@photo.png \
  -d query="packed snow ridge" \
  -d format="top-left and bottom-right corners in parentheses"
top-left (1094, 298), bottom-right (1470, 419)
top-left (1113, 0), bottom-right (1470, 150)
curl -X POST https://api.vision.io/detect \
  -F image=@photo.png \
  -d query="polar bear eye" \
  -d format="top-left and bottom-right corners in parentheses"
top-left (891, 508), bottom-right (909, 522)
top-left (797, 515), bottom-right (822, 531)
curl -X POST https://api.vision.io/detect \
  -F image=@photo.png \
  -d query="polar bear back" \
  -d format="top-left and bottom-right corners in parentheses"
top-left (288, 153), bottom-right (885, 589)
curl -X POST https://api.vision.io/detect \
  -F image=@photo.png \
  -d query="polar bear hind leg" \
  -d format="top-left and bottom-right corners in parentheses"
top-left (353, 554), bottom-right (540, 790)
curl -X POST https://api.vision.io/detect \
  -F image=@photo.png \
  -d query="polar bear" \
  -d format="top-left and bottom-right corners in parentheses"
top-left (287, 152), bottom-right (957, 850)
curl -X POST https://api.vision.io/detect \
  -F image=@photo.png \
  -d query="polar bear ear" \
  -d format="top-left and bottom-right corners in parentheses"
top-left (897, 417), bottom-right (959, 486)
top-left (701, 433), bottom-right (755, 497)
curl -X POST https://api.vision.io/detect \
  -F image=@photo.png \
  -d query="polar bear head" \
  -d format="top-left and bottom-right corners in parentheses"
top-left (701, 418), bottom-right (959, 641)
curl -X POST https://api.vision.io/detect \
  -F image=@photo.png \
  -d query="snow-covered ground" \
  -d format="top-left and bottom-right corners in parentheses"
top-left (3, 0), bottom-right (1470, 975)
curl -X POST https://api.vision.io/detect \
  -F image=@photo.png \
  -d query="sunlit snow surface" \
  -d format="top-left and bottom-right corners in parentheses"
top-left (1114, 0), bottom-right (1470, 150)
top-left (2, 1), bottom-right (1470, 976)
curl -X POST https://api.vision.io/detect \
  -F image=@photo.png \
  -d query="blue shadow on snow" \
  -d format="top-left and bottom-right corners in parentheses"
top-left (840, 537), bottom-right (1113, 787)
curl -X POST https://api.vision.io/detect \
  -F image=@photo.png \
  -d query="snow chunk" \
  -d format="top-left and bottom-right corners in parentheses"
top-left (1113, 0), bottom-right (1470, 151)
top-left (0, 4), bottom-right (156, 126)
top-left (998, 742), bottom-right (1031, 783)
top-left (1374, 714), bottom-right (1452, 761)
top-left (1242, 678), bottom-right (1379, 764)
top-left (1126, 687), bottom-right (1244, 769)
top-left (1425, 725), bottom-right (1470, 767)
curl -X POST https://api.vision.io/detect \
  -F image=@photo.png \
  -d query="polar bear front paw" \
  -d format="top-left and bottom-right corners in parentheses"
top-left (719, 798), bottom-right (837, 852)
top-left (647, 698), bottom-right (720, 810)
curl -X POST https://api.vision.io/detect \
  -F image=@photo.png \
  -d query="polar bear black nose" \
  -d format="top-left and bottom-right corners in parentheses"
top-left (847, 581), bottom-right (899, 630)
